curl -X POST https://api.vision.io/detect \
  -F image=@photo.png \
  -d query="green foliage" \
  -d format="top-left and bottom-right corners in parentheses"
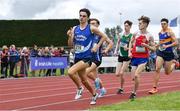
top-left (104, 25), bottom-right (122, 46)
top-left (0, 19), bottom-right (79, 47)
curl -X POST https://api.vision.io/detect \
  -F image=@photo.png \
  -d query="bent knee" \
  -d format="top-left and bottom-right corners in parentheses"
top-left (115, 72), bottom-right (120, 77)
top-left (81, 80), bottom-right (89, 84)
top-left (87, 73), bottom-right (91, 78)
top-left (68, 69), bottom-right (74, 76)
top-left (164, 71), bottom-right (171, 75)
top-left (156, 67), bottom-right (161, 73)
top-left (134, 74), bottom-right (140, 79)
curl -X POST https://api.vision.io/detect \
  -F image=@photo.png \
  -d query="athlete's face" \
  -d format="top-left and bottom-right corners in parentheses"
top-left (124, 23), bottom-right (131, 32)
top-left (161, 21), bottom-right (168, 30)
top-left (138, 20), bottom-right (147, 30)
top-left (90, 20), bottom-right (99, 27)
top-left (79, 11), bottom-right (88, 23)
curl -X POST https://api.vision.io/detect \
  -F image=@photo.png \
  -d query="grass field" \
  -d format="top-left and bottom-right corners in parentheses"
top-left (91, 91), bottom-right (180, 110)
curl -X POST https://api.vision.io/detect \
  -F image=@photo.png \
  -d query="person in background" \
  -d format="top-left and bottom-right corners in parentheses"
top-left (59, 47), bottom-right (66, 76)
top-left (9, 44), bottom-right (20, 78)
top-left (0, 45), bottom-right (9, 78)
top-left (30, 45), bottom-right (39, 77)
top-left (20, 47), bottom-right (30, 77)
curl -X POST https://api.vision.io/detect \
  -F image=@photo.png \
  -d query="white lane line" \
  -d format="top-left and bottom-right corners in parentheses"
top-left (0, 80), bottom-right (179, 104)
top-left (18, 84), bottom-right (180, 110)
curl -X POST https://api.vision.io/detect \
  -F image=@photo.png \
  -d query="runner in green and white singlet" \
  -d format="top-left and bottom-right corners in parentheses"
top-left (114, 20), bottom-right (133, 94)
top-left (119, 33), bottom-right (133, 57)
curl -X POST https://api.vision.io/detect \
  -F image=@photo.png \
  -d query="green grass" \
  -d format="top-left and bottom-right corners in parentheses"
top-left (90, 91), bottom-right (180, 111)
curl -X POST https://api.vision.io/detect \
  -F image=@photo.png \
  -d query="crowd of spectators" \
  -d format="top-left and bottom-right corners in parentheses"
top-left (0, 43), bottom-right (179, 79)
top-left (0, 44), bottom-right (68, 78)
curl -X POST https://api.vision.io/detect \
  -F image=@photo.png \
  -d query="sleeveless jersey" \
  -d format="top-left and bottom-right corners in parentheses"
top-left (73, 24), bottom-right (94, 59)
top-left (132, 31), bottom-right (152, 58)
top-left (159, 29), bottom-right (173, 52)
top-left (119, 33), bottom-right (132, 57)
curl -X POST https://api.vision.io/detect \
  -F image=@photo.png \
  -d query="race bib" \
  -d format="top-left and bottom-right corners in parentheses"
top-left (120, 42), bottom-right (127, 47)
top-left (159, 44), bottom-right (166, 51)
top-left (75, 45), bottom-right (84, 52)
top-left (136, 46), bottom-right (146, 53)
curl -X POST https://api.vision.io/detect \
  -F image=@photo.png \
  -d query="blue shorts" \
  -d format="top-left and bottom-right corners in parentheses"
top-left (156, 50), bottom-right (174, 61)
top-left (131, 58), bottom-right (148, 66)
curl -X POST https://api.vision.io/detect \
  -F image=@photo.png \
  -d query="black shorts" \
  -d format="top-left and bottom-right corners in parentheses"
top-left (92, 60), bottom-right (102, 67)
top-left (156, 50), bottom-right (175, 61)
top-left (74, 58), bottom-right (92, 66)
top-left (118, 55), bottom-right (130, 62)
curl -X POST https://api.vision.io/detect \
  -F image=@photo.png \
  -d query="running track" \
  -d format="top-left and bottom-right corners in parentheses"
top-left (0, 71), bottom-right (180, 110)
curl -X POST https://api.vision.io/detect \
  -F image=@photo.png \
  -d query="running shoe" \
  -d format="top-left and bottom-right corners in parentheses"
top-left (90, 93), bottom-right (99, 105)
top-left (75, 87), bottom-right (84, 100)
top-left (98, 87), bottom-right (107, 98)
top-left (148, 87), bottom-right (158, 94)
top-left (117, 88), bottom-right (124, 94)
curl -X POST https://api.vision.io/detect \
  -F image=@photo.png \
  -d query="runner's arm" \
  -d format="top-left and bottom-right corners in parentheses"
top-left (67, 27), bottom-right (75, 47)
top-left (167, 31), bottom-right (178, 48)
top-left (104, 38), bottom-right (113, 54)
top-left (91, 26), bottom-right (107, 52)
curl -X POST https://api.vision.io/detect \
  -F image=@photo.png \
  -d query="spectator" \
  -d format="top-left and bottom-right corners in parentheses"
top-left (44, 47), bottom-right (52, 76)
top-left (30, 45), bottom-right (39, 77)
top-left (59, 47), bottom-right (65, 76)
top-left (9, 45), bottom-right (20, 78)
top-left (20, 47), bottom-right (30, 77)
top-left (0, 45), bottom-right (9, 78)
top-left (51, 47), bottom-right (60, 76)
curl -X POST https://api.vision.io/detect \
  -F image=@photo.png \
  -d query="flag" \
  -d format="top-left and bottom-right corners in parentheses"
top-left (170, 17), bottom-right (178, 27)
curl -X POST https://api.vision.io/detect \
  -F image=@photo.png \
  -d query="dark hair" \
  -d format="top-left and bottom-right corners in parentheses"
top-left (89, 18), bottom-right (100, 25)
top-left (124, 20), bottom-right (133, 26)
top-left (79, 8), bottom-right (91, 18)
top-left (161, 18), bottom-right (169, 23)
top-left (138, 16), bottom-right (150, 25)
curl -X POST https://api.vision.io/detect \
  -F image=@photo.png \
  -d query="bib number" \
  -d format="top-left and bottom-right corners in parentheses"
top-left (75, 45), bottom-right (84, 52)
top-left (159, 44), bottom-right (166, 51)
top-left (136, 46), bottom-right (146, 53)
top-left (120, 42), bottom-right (127, 47)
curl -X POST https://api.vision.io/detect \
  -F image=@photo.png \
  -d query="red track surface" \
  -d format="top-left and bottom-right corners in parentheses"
top-left (0, 71), bottom-right (180, 110)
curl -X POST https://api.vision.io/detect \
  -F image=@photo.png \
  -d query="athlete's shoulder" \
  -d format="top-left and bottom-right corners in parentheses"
top-left (129, 33), bottom-right (133, 38)
top-left (146, 31), bottom-right (153, 37)
top-left (90, 25), bottom-right (98, 32)
top-left (133, 31), bottom-right (140, 37)
top-left (73, 25), bottom-right (79, 31)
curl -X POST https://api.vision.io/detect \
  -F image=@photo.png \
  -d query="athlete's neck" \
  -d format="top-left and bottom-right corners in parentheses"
top-left (124, 31), bottom-right (130, 35)
top-left (162, 27), bottom-right (169, 32)
top-left (140, 29), bottom-right (147, 34)
top-left (80, 22), bottom-right (88, 30)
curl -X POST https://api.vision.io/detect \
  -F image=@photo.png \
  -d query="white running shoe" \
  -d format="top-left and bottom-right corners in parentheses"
top-left (75, 87), bottom-right (84, 100)
top-left (90, 93), bottom-right (99, 105)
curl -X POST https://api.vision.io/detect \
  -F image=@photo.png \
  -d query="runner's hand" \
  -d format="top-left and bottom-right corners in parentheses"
top-left (128, 52), bottom-right (132, 58)
top-left (67, 27), bottom-right (73, 38)
top-left (91, 45), bottom-right (98, 53)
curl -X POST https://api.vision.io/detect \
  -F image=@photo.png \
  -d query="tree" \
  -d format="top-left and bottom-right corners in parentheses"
top-left (104, 25), bottom-right (123, 47)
